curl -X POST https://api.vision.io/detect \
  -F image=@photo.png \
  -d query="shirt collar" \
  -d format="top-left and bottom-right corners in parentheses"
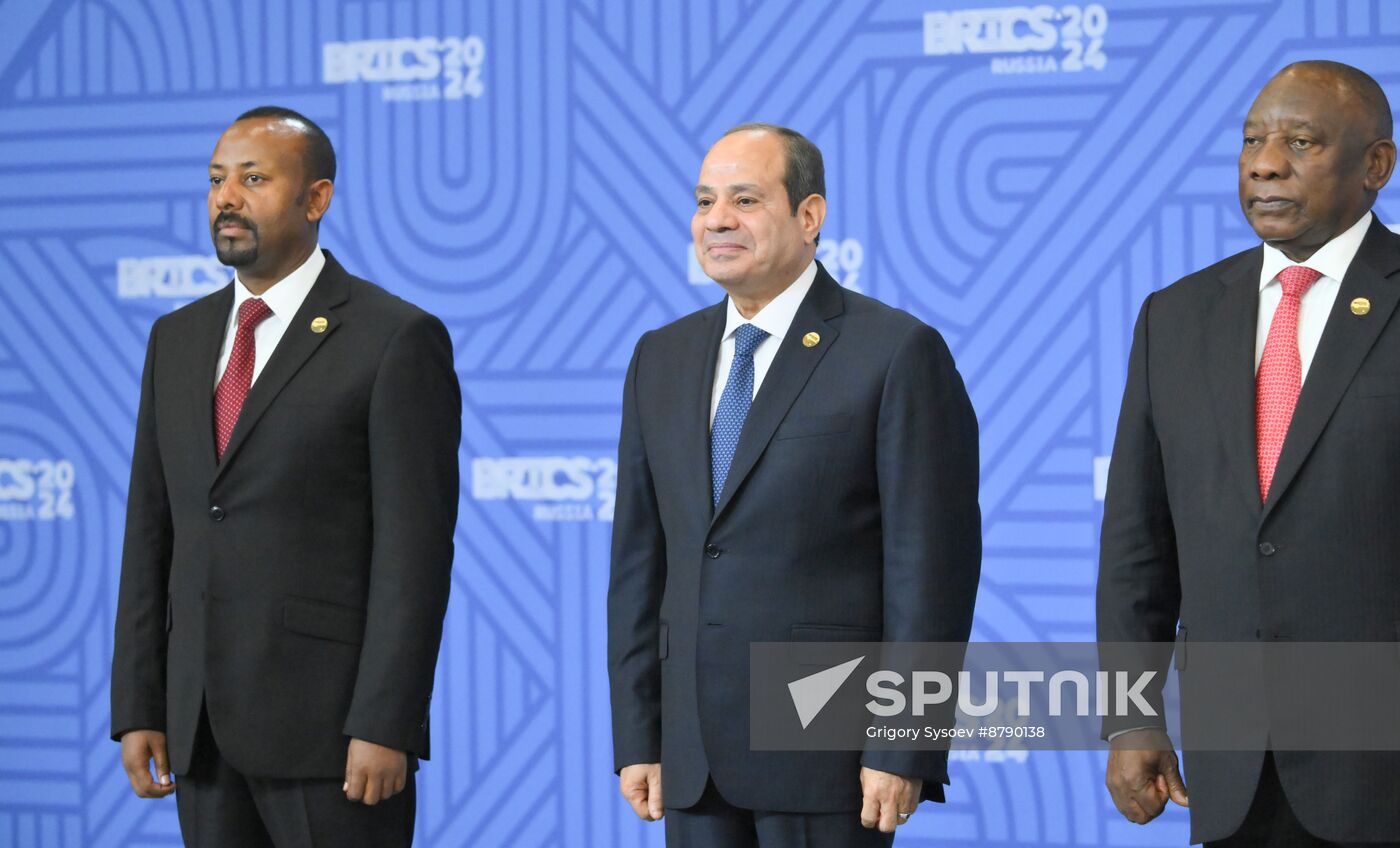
top-left (722, 260), bottom-right (818, 343)
top-left (1259, 211), bottom-right (1372, 291)
top-left (232, 245), bottom-right (326, 319)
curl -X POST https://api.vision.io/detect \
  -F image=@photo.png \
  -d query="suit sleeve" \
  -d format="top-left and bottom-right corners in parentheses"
top-left (860, 322), bottom-right (982, 801)
top-left (1096, 293), bottom-right (1180, 738)
top-left (343, 312), bottom-right (461, 755)
top-left (607, 332), bottom-right (666, 772)
top-left (111, 319), bottom-right (173, 740)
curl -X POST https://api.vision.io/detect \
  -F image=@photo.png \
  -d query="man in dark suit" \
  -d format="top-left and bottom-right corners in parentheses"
top-left (1098, 61), bottom-right (1398, 846)
top-left (110, 106), bottom-right (460, 847)
top-left (608, 123), bottom-right (981, 846)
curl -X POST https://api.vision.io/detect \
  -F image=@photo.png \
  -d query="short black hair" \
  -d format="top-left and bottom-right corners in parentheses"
top-left (1279, 60), bottom-right (1393, 140)
top-left (235, 105), bottom-right (337, 184)
top-left (721, 122), bottom-right (825, 214)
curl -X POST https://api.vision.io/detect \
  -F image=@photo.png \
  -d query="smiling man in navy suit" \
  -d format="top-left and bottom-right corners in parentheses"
top-left (608, 123), bottom-right (982, 846)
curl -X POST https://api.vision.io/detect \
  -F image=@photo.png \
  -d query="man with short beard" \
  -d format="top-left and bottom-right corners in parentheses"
top-left (110, 106), bottom-right (460, 847)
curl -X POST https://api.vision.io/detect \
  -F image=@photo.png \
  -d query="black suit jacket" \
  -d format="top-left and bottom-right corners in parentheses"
top-left (110, 251), bottom-right (461, 779)
top-left (608, 263), bottom-right (982, 813)
top-left (1099, 218), bottom-right (1400, 843)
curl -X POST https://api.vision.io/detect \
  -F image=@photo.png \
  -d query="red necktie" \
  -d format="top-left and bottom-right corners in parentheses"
top-left (1256, 265), bottom-right (1322, 501)
top-left (214, 298), bottom-right (273, 459)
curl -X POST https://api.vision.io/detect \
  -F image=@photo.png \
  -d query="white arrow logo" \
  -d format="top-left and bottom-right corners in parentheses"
top-left (788, 656), bottom-right (865, 729)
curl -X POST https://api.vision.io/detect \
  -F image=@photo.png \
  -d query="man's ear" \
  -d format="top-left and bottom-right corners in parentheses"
top-left (799, 194), bottom-right (827, 246)
top-left (1364, 137), bottom-right (1396, 193)
top-left (306, 179), bottom-right (335, 224)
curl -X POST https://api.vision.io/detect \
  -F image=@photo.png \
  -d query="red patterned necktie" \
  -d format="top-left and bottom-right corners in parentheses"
top-left (1256, 265), bottom-right (1322, 501)
top-left (214, 297), bottom-right (273, 459)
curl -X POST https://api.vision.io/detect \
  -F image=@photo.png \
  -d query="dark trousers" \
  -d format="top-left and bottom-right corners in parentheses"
top-left (1207, 752), bottom-right (1399, 848)
top-left (175, 706), bottom-right (415, 848)
top-left (664, 778), bottom-right (895, 848)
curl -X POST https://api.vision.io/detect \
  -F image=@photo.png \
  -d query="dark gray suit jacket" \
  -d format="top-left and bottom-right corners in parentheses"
top-left (1099, 218), bottom-right (1400, 843)
top-left (111, 251), bottom-right (461, 779)
top-left (608, 263), bottom-right (981, 813)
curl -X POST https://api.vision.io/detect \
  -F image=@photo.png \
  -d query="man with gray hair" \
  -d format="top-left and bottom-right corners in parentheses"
top-left (608, 123), bottom-right (982, 845)
top-left (1099, 60), bottom-right (1399, 846)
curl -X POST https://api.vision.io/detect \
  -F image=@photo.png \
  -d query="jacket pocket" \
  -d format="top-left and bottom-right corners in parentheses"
top-left (1174, 626), bottom-right (1187, 671)
top-left (791, 623), bottom-right (881, 641)
top-left (658, 622), bottom-right (669, 660)
top-left (283, 596), bottom-right (366, 645)
top-left (790, 623), bottom-right (880, 666)
top-left (774, 414), bottom-right (851, 441)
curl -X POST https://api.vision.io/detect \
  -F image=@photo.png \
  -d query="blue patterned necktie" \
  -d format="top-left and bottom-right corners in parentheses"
top-left (711, 323), bottom-right (770, 507)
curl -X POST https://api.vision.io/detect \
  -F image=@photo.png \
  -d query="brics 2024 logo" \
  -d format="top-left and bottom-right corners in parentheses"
top-left (471, 457), bottom-right (617, 523)
top-left (0, 459), bottom-right (76, 522)
top-left (323, 36), bottom-right (486, 102)
top-left (117, 256), bottom-right (227, 300)
top-left (924, 4), bottom-right (1108, 74)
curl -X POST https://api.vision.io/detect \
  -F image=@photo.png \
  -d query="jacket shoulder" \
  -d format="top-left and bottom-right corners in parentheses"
top-left (150, 284), bottom-right (231, 334)
top-left (632, 299), bottom-right (725, 354)
top-left (341, 275), bottom-right (442, 329)
top-left (837, 287), bottom-right (955, 365)
top-left (650, 299), bottom-right (724, 336)
top-left (1150, 245), bottom-right (1259, 309)
top-left (840, 287), bottom-right (929, 333)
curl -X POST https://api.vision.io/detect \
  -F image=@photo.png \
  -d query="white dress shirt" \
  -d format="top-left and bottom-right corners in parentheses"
top-left (1255, 212), bottom-right (1371, 381)
top-left (709, 260), bottom-right (818, 427)
top-left (214, 246), bottom-right (325, 389)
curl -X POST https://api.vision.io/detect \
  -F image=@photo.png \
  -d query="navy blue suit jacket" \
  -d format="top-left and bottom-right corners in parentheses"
top-left (608, 263), bottom-right (981, 813)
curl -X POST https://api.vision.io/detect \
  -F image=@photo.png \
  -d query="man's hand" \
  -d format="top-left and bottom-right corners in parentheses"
top-left (619, 762), bottom-right (663, 821)
top-left (859, 767), bottom-right (921, 833)
top-left (343, 738), bottom-right (407, 805)
top-left (120, 729), bottom-right (176, 798)
top-left (1106, 729), bottom-right (1189, 824)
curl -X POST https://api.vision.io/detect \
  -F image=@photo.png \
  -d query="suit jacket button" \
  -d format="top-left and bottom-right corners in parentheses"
top-left (1257, 542), bottom-right (1276, 556)
top-left (705, 543), bottom-right (721, 559)
top-left (209, 505), bottom-right (225, 522)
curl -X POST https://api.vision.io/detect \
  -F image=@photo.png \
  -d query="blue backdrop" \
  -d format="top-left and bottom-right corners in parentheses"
top-left (1, 1), bottom-right (1397, 845)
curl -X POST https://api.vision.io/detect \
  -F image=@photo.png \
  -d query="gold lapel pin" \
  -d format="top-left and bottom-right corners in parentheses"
top-left (310, 316), bottom-right (329, 333)
top-left (802, 331), bottom-right (821, 348)
top-left (1351, 298), bottom-right (1371, 316)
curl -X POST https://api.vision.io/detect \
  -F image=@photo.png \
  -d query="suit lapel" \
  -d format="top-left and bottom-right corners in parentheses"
top-left (687, 304), bottom-right (727, 522)
top-left (190, 284), bottom-right (235, 477)
top-left (710, 266), bottom-right (844, 526)
top-left (213, 253), bottom-right (350, 482)
top-left (1264, 219), bottom-right (1400, 518)
top-left (1204, 248), bottom-right (1264, 514)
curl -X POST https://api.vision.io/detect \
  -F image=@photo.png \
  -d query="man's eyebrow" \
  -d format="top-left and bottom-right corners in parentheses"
top-left (695, 182), bottom-right (766, 196)
top-left (1243, 119), bottom-right (1319, 131)
top-left (209, 160), bottom-right (259, 170)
